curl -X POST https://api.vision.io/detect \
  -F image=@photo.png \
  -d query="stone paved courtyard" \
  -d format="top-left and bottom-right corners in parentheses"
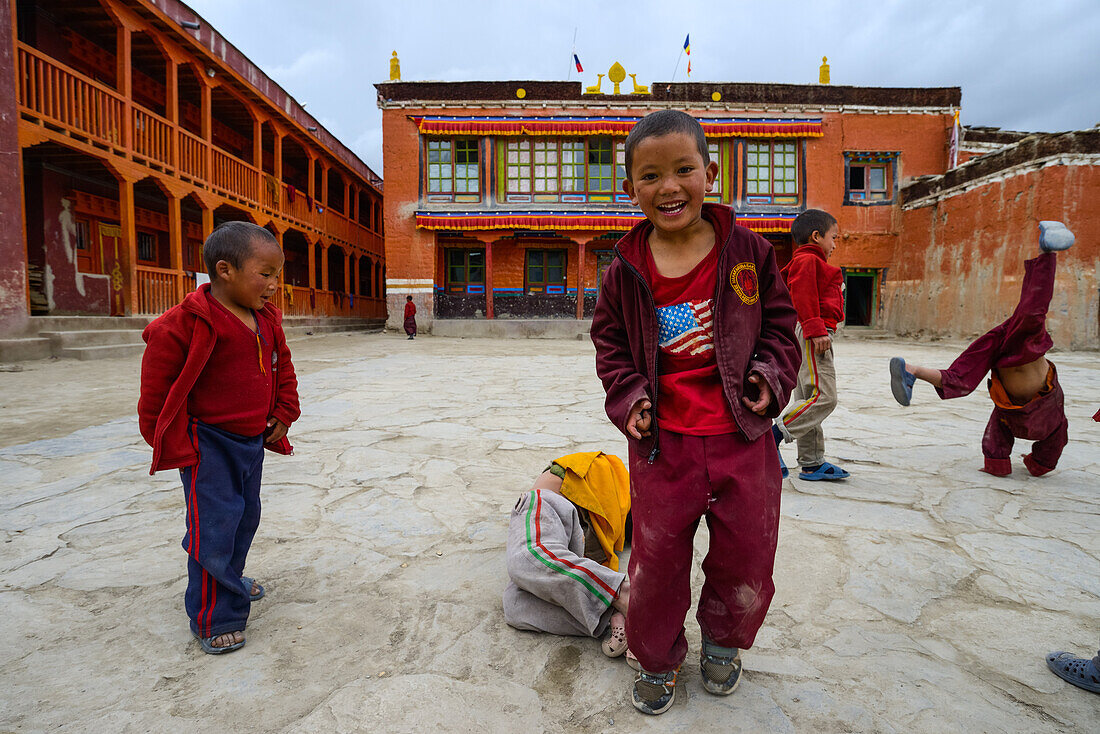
top-left (1, 331), bottom-right (1097, 733)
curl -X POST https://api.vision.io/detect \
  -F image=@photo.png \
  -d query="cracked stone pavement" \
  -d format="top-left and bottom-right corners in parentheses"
top-left (0, 332), bottom-right (1097, 732)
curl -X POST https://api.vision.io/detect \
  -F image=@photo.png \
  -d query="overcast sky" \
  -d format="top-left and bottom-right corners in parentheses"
top-left (184, 0), bottom-right (1099, 177)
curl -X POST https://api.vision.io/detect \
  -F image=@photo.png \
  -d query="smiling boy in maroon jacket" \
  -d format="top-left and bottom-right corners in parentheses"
top-left (591, 110), bottom-right (800, 715)
top-left (139, 221), bottom-right (300, 655)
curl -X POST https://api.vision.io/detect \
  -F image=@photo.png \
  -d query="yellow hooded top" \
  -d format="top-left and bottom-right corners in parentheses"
top-left (553, 451), bottom-right (631, 571)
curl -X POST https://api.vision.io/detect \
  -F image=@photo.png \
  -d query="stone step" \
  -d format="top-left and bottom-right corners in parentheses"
top-left (0, 337), bottom-right (53, 363)
top-left (27, 315), bottom-right (153, 333)
top-left (283, 323), bottom-right (381, 339)
top-left (40, 329), bottom-right (148, 349)
top-left (56, 343), bottom-right (147, 361)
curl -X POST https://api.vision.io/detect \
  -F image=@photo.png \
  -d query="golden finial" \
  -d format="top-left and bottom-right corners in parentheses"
top-left (629, 74), bottom-right (650, 95)
top-left (819, 56), bottom-right (830, 85)
top-left (608, 62), bottom-right (626, 94)
top-left (583, 74), bottom-right (604, 95)
top-left (390, 51), bottom-right (401, 81)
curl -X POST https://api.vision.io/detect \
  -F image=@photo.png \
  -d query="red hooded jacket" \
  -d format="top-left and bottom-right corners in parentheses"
top-left (591, 204), bottom-right (801, 460)
top-left (138, 284), bottom-right (300, 474)
top-left (781, 244), bottom-right (844, 338)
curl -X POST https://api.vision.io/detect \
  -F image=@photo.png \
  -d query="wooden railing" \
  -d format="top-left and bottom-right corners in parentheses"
top-left (18, 45), bottom-right (124, 150)
top-left (132, 107), bottom-right (173, 168)
top-left (212, 147), bottom-right (259, 202)
top-left (177, 128), bottom-right (207, 180)
top-left (136, 265), bottom-right (186, 314)
top-left (16, 41), bottom-right (387, 317)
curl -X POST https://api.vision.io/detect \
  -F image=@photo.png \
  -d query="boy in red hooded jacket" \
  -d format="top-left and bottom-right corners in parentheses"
top-left (139, 221), bottom-right (300, 654)
top-left (773, 208), bottom-right (849, 481)
top-left (591, 110), bottom-right (800, 715)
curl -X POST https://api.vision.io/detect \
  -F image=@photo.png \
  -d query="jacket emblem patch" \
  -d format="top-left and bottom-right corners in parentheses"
top-left (730, 262), bottom-right (759, 305)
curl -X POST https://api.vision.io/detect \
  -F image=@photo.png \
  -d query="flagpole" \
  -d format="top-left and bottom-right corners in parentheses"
top-left (672, 49), bottom-right (683, 82)
top-left (568, 27), bottom-right (578, 80)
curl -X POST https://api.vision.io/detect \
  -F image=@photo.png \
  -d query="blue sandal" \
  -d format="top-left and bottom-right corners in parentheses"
top-left (241, 576), bottom-right (265, 602)
top-left (799, 462), bottom-right (850, 481)
top-left (192, 629), bottom-right (245, 655)
top-left (889, 357), bottom-right (916, 406)
top-left (1046, 651), bottom-right (1100, 693)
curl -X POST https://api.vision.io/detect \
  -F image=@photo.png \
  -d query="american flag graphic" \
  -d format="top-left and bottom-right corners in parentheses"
top-left (657, 299), bottom-right (714, 355)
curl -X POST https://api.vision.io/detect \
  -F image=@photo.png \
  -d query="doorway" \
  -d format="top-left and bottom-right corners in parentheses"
top-left (843, 269), bottom-right (879, 327)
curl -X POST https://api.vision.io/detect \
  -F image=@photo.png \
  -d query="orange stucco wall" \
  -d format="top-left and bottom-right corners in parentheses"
top-left (884, 162), bottom-right (1099, 349)
top-left (382, 102), bottom-right (953, 328)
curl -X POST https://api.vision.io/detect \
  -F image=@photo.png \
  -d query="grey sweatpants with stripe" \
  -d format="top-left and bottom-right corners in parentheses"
top-left (503, 490), bottom-right (625, 638)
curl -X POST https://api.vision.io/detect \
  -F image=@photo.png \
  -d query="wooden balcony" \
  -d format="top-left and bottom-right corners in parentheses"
top-left (17, 41), bottom-right (385, 319)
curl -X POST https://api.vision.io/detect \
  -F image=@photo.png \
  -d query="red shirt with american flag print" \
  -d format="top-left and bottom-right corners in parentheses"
top-left (644, 242), bottom-right (739, 436)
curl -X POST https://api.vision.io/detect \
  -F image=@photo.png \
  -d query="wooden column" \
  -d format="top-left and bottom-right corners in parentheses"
top-left (307, 238), bottom-right (317, 289)
top-left (200, 81), bottom-right (213, 181)
top-left (576, 238), bottom-right (587, 320)
top-left (272, 129), bottom-right (283, 215)
top-left (167, 192), bottom-right (183, 301)
top-left (253, 119), bottom-right (263, 170)
top-left (118, 176), bottom-right (138, 315)
top-left (116, 25), bottom-right (132, 152)
top-left (485, 238), bottom-right (494, 320)
top-left (320, 244), bottom-right (329, 291)
top-left (201, 205), bottom-right (214, 240)
top-left (343, 250), bottom-right (351, 296)
top-left (165, 61), bottom-right (178, 169)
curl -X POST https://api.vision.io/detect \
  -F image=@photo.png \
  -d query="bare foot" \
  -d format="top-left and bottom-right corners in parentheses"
top-left (248, 579), bottom-right (261, 596)
top-left (210, 630), bottom-right (245, 649)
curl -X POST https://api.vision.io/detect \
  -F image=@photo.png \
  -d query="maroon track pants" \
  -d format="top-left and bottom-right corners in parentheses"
top-left (935, 251), bottom-right (1067, 475)
top-left (626, 430), bottom-right (782, 673)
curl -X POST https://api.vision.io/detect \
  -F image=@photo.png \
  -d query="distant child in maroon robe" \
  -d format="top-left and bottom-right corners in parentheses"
top-left (139, 221), bottom-right (300, 654)
top-left (404, 295), bottom-right (417, 339)
top-left (889, 221), bottom-right (1074, 477)
top-left (592, 110), bottom-right (801, 715)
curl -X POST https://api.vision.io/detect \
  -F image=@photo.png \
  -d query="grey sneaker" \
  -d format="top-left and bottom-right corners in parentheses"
top-left (632, 665), bottom-right (680, 715)
top-left (700, 637), bottom-right (743, 696)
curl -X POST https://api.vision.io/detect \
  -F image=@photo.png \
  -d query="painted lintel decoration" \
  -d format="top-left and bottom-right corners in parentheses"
top-left (415, 211), bottom-right (797, 234)
top-left (411, 116), bottom-right (823, 138)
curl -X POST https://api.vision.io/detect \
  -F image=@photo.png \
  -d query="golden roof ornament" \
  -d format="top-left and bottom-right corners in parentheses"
top-left (390, 51), bottom-right (401, 81)
top-left (819, 56), bottom-right (830, 84)
top-left (608, 62), bottom-right (626, 94)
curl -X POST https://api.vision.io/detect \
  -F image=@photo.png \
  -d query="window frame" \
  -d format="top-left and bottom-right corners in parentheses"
top-left (136, 229), bottom-right (158, 265)
top-left (444, 248), bottom-right (485, 294)
top-left (501, 137), bottom-right (628, 200)
top-left (844, 152), bottom-right (898, 205)
top-left (525, 248), bottom-right (567, 294)
top-left (744, 140), bottom-right (799, 204)
top-left (426, 138), bottom-right (481, 201)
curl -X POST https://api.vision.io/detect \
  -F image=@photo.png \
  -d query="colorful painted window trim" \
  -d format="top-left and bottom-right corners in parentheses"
top-left (445, 248), bottom-right (485, 294)
top-left (745, 141), bottom-right (798, 204)
top-left (427, 138), bottom-right (480, 198)
top-left (525, 249), bottom-right (567, 294)
top-left (845, 153), bottom-right (897, 204)
top-left (503, 137), bottom-right (627, 201)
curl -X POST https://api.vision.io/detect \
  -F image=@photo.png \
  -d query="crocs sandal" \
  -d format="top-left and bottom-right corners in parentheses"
top-left (799, 462), bottom-right (850, 481)
top-left (192, 629), bottom-right (245, 655)
top-left (889, 357), bottom-right (916, 406)
top-left (1046, 651), bottom-right (1100, 693)
top-left (1039, 221), bottom-right (1074, 252)
top-left (602, 611), bottom-right (628, 658)
top-left (241, 576), bottom-right (264, 602)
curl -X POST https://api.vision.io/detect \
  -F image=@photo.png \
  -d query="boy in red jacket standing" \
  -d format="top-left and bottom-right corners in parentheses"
top-left (139, 222), bottom-right (300, 654)
top-left (591, 110), bottom-right (800, 714)
top-left (773, 209), bottom-right (849, 481)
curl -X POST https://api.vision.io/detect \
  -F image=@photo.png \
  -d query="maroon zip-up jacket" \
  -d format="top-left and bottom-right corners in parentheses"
top-left (591, 204), bottom-right (801, 460)
top-left (138, 284), bottom-right (300, 475)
